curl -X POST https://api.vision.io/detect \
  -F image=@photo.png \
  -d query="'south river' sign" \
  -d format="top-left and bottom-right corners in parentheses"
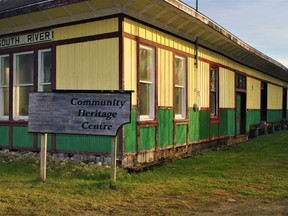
top-left (28, 91), bottom-right (132, 136)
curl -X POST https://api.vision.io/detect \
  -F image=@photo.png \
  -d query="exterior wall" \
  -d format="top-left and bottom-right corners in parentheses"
top-left (56, 38), bottom-right (119, 90)
top-left (1, 13), bottom-right (288, 168)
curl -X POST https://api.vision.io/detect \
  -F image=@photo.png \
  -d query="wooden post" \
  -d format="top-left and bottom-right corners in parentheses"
top-left (40, 133), bottom-right (47, 181)
top-left (111, 135), bottom-right (117, 182)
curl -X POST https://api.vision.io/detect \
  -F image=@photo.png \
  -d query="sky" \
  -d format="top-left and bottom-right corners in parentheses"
top-left (181, 0), bottom-right (288, 68)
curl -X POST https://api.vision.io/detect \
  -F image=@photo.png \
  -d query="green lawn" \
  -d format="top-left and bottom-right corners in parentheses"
top-left (0, 131), bottom-right (287, 215)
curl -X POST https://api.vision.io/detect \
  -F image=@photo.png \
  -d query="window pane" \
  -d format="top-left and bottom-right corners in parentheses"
top-left (40, 51), bottom-right (51, 84)
top-left (16, 53), bottom-right (34, 85)
top-left (1, 87), bottom-right (9, 116)
top-left (1, 56), bottom-right (9, 86)
top-left (175, 57), bottom-right (185, 86)
top-left (140, 83), bottom-right (150, 116)
top-left (139, 47), bottom-right (153, 82)
top-left (211, 68), bottom-right (216, 92)
top-left (18, 86), bottom-right (33, 116)
top-left (175, 87), bottom-right (183, 115)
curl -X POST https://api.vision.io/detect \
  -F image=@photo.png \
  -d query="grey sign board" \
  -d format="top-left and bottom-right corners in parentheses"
top-left (28, 91), bottom-right (132, 136)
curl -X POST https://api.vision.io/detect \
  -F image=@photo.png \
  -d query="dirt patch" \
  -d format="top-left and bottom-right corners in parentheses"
top-left (197, 198), bottom-right (288, 216)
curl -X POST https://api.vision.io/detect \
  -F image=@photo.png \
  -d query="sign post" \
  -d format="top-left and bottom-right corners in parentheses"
top-left (40, 133), bottom-right (47, 181)
top-left (28, 90), bottom-right (132, 182)
top-left (111, 135), bottom-right (117, 182)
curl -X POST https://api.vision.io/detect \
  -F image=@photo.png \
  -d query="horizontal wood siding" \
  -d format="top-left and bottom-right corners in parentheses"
top-left (56, 38), bottom-right (119, 90)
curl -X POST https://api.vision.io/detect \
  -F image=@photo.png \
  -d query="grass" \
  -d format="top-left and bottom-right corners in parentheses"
top-left (0, 131), bottom-right (288, 215)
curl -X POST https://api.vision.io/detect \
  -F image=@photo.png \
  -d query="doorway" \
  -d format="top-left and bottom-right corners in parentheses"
top-left (236, 92), bottom-right (246, 134)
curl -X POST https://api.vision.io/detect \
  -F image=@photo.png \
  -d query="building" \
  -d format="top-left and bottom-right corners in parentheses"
top-left (0, 0), bottom-right (287, 167)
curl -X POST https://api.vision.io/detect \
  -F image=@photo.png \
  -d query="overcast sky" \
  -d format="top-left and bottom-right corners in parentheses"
top-left (181, 0), bottom-right (288, 68)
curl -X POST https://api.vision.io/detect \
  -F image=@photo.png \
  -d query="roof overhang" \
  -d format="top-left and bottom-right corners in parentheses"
top-left (0, 0), bottom-right (287, 82)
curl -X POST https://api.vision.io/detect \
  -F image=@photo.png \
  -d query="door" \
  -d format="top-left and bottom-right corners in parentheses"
top-left (236, 93), bottom-right (246, 134)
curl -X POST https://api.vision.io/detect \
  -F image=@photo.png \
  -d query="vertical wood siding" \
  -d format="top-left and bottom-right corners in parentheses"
top-left (247, 77), bottom-right (261, 109)
top-left (219, 68), bottom-right (235, 108)
top-left (53, 18), bottom-right (119, 40)
top-left (123, 38), bottom-right (137, 105)
top-left (56, 38), bottom-right (119, 90)
top-left (158, 48), bottom-right (173, 107)
top-left (198, 61), bottom-right (210, 108)
top-left (268, 84), bottom-right (282, 109)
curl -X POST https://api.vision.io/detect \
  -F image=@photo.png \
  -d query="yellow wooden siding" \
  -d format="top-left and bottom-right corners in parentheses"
top-left (247, 77), bottom-right (261, 109)
top-left (158, 48), bottom-right (173, 107)
top-left (197, 61), bottom-right (210, 108)
top-left (53, 18), bottom-right (118, 41)
top-left (187, 57), bottom-right (196, 107)
top-left (56, 38), bottom-right (119, 90)
top-left (219, 68), bottom-right (235, 108)
top-left (123, 38), bottom-right (137, 105)
top-left (124, 18), bottom-right (194, 54)
top-left (268, 84), bottom-right (282, 110)
top-left (198, 47), bottom-right (285, 87)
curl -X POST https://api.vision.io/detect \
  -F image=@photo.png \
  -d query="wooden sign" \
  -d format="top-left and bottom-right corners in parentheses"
top-left (28, 91), bottom-right (132, 136)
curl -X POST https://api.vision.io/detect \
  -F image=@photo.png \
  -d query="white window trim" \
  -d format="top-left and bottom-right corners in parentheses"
top-left (13, 51), bottom-right (34, 120)
top-left (139, 45), bottom-right (155, 121)
top-left (38, 49), bottom-right (51, 92)
top-left (175, 55), bottom-right (186, 119)
top-left (0, 55), bottom-right (9, 120)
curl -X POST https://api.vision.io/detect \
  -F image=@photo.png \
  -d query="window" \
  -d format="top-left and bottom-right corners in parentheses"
top-left (236, 73), bottom-right (246, 89)
top-left (210, 67), bottom-right (218, 117)
top-left (38, 49), bottom-right (52, 92)
top-left (0, 55), bottom-right (9, 119)
top-left (13, 52), bottom-right (34, 119)
top-left (175, 55), bottom-right (186, 119)
top-left (139, 45), bottom-right (155, 120)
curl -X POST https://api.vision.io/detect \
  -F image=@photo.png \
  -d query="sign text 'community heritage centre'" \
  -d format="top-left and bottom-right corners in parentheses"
top-left (28, 91), bottom-right (132, 136)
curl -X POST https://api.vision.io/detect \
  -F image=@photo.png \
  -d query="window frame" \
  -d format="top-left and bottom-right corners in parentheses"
top-left (13, 51), bottom-right (34, 120)
top-left (210, 66), bottom-right (219, 117)
top-left (0, 55), bottom-right (10, 119)
top-left (139, 44), bottom-right (155, 121)
top-left (174, 55), bottom-right (187, 119)
top-left (38, 49), bottom-right (52, 92)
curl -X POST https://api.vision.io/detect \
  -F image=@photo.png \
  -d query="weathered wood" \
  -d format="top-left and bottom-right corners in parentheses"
top-left (111, 136), bottom-right (117, 182)
top-left (40, 133), bottom-right (47, 181)
top-left (28, 92), bottom-right (132, 136)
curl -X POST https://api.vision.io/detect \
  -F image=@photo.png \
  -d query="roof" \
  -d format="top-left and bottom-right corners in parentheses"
top-left (0, 0), bottom-right (287, 82)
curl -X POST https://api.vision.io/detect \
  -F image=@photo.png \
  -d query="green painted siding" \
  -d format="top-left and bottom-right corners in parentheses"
top-left (220, 109), bottom-right (235, 136)
top-left (267, 110), bottom-right (282, 122)
top-left (158, 109), bottom-right (173, 147)
top-left (13, 126), bottom-right (33, 148)
top-left (56, 134), bottom-right (113, 152)
top-left (199, 110), bottom-right (210, 140)
top-left (124, 108), bottom-right (137, 152)
top-left (0, 126), bottom-right (9, 146)
top-left (140, 126), bottom-right (156, 151)
top-left (246, 110), bottom-right (260, 132)
top-left (211, 123), bottom-right (218, 138)
top-left (189, 110), bottom-right (199, 142)
top-left (37, 134), bottom-right (52, 150)
top-left (176, 124), bottom-right (187, 144)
